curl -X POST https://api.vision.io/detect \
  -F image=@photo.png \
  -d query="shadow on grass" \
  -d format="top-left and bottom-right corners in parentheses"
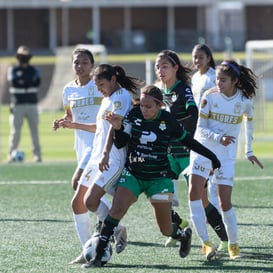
top-left (105, 260), bottom-right (273, 272)
top-left (0, 218), bottom-right (72, 223)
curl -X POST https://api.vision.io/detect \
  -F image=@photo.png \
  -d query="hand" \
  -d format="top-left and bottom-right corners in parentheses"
top-left (59, 119), bottom-right (75, 129)
top-left (99, 152), bottom-right (110, 172)
top-left (52, 119), bottom-right (61, 131)
top-left (248, 155), bottom-right (264, 169)
top-left (105, 112), bottom-right (122, 130)
top-left (220, 135), bottom-right (236, 146)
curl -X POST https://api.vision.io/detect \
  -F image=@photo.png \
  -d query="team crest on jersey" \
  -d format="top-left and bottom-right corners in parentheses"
top-left (234, 102), bottom-right (241, 114)
top-left (171, 93), bottom-right (177, 102)
top-left (114, 101), bottom-right (122, 110)
top-left (159, 121), bottom-right (166, 131)
top-left (201, 99), bottom-right (207, 108)
top-left (88, 87), bottom-right (94, 96)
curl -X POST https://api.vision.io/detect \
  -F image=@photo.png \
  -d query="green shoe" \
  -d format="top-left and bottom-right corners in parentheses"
top-left (217, 241), bottom-right (228, 252)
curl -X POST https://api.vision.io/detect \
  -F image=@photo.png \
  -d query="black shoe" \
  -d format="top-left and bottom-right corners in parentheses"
top-left (81, 258), bottom-right (103, 268)
top-left (179, 227), bottom-right (192, 258)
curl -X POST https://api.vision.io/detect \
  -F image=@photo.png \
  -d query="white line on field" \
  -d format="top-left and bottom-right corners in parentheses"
top-left (0, 176), bottom-right (272, 185)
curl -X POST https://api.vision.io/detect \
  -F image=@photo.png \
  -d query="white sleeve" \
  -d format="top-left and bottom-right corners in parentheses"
top-left (244, 100), bottom-right (254, 157)
top-left (198, 115), bottom-right (222, 142)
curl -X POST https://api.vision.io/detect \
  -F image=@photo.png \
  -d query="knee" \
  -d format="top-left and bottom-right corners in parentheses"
top-left (71, 194), bottom-right (86, 213)
top-left (219, 201), bottom-right (232, 212)
top-left (84, 194), bottom-right (98, 213)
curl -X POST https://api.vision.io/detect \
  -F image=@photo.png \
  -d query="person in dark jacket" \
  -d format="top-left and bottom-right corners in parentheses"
top-left (7, 45), bottom-right (42, 162)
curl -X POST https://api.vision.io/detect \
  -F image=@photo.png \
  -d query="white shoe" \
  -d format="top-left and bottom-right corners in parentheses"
top-left (113, 225), bottom-right (127, 254)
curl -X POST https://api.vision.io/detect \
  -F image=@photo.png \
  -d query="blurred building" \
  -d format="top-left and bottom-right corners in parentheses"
top-left (0, 0), bottom-right (273, 53)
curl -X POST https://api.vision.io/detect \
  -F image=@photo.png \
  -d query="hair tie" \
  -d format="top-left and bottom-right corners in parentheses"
top-left (221, 61), bottom-right (241, 77)
top-left (140, 93), bottom-right (163, 104)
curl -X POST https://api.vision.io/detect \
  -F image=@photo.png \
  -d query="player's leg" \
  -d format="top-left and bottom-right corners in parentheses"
top-left (82, 185), bottom-right (137, 268)
top-left (202, 179), bottom-right (228, 251)
top-left (8, 105), bottom-right (24, 161)
top-left (189, 173), bottom-right (216, 260)
top-left (70, 183), bottom-right (91, 264)
top-left (218, 183), bottom-right (240, 259)
top-left (26, 104), bottom-right (41, 162)
top-left (84, 162), bottom-right (127, 253)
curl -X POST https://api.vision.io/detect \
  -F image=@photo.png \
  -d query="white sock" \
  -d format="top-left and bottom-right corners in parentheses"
top-left (73, 212), bottom-right (91, 247)
top-left (208, 178), bottom-right (220, 211)
top-left (222, 207), bottom-right (238, 245)
top-left (189, 199), bottom-right (209, 243)
top-left (95, 196), bottom-right (111, 222)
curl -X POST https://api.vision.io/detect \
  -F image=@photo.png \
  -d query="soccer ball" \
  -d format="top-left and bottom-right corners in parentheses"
top-left (83, 235), bottom-right (112, 265)
top-left (10, 150), bottom-right (25, 162)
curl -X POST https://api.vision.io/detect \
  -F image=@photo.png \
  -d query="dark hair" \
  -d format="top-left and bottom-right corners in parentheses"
top-left (192, 44), bottom-right (216, 69)
top-left (141, 85), bottom-right (163, 105)
top-left (72, 48), bottom-right (95, 65)
top-left (217, 60), bottom-right (258, 98)
top-left (155, 49), bottom-right (192, 84)
top-left (94, 64), bottom-right (143, 94)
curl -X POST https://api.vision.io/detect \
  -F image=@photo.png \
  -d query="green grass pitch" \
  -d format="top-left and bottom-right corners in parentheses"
top-left (0, 159), bottom-right (272, 273)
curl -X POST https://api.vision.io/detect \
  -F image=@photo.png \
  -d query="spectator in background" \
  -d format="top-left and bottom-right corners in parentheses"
top-left (7, 45), bottom-right (42, 162)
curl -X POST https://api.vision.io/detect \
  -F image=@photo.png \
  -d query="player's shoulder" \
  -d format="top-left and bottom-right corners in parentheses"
top-left (204, 86), bottom-right (218, 96)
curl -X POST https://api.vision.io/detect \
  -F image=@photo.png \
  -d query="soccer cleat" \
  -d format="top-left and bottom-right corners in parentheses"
top-left (202, 241), bottom-right (217, 261)
top-left (228, 244), bottom-right (240, 259)
top-left (81, 258), bottom-right (103, 268)
top-left (179, 227), bottom-right (192, 258)
top-left (165, 219), bottom-right (189, 247)
top-left (113, 225), bottom-right (127, 254)
top-left (217, 241), bottom-right (228, 252)
top-left (68, 253), bottom-right (86, 264)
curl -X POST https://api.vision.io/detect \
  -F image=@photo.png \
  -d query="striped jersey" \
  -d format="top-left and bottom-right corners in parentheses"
top-left (161, 80), bottom-right (198, 158)
top-left (123, 105), bottom-right (187, 179)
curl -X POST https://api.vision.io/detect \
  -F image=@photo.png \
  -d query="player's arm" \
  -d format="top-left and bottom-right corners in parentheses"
top-left (106, 112), bottom-right (131, 149)
top-left (59, 120), bottom-right (96, 132)
top-left (244, 113), bottom-right (264, 169)
top-left (99, 127), bottom-right (114, 172)
top-left (178, 104), bottom-right (198, 135)
top-left (53, 107), bottom-right (72, 131)
top-left (180, 133), bottom-right (221, 170)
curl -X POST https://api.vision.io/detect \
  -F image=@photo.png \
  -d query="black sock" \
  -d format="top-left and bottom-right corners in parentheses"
top-left (95, 215), bottom-right (119, 260)
top-left (171, 223), bottom-right (185, 240)
top-left (171, 210), bottom-right (182, 226)
top-left (205, 203), bottom-right (228, 241)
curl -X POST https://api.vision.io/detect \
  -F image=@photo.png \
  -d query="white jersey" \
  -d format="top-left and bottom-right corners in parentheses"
top-left (191, 67), bottom-right (216, 107)
top-left (89, 88), bottom-right (132, 166)
top-left (63, 79), bottom-right (102, 163)
top-left (193, 87), bottom-right (254, 161)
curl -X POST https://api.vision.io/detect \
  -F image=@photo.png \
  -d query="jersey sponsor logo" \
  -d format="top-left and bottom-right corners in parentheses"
top-left (140, 131), bottom-right (157, 144)
top-left (209, 112), bottom-right (243, 124)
